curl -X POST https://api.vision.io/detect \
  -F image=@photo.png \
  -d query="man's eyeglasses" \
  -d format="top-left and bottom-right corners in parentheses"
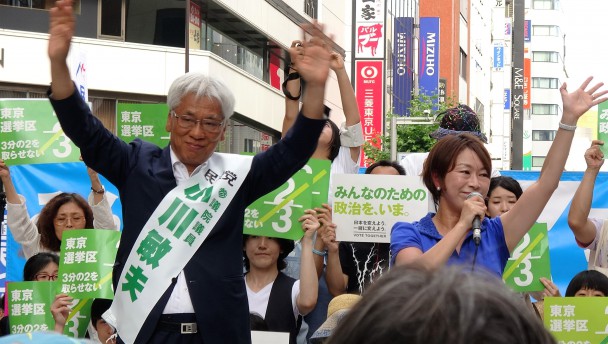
top-left (54, 216), bottom-right (85, 226)
top-left (170, 111), bottom-right (225, 133)
top-left (35, 273), bottom-right (58, 281)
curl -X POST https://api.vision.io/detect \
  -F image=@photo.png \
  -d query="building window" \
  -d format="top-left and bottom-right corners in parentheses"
top-left (532, 104), bottom-right (558, 115)
top-left (532, 77), bottom-right (559, 89)
top-left (532, 25), bottom-right (560, 36)
top-left (243, 138), bottom-right (261, 153)
top-left (0, 0), bottom-right (80, 12)
top-left (532, 130), bottom-right (556, 141)
top-left (304, 0), bottom-right (318, 19)
top-left (99, 0), bottom-right (124, 40)
top-left (532, 156), bottom-right (546, 167)
top-left (532, 51), bottom-right (559, 63)
top-left (207, 27), bottom-right (263, 80)
top-left (532, 0), bottom-right (556, 10)
top-left (459, 49), bottom-right (467, 79)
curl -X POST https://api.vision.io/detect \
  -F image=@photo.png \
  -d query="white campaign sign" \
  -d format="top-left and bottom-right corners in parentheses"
top-left (332, 174), bottom-right (429, 243)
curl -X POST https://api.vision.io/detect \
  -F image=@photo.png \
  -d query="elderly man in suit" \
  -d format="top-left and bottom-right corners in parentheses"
top-left (47, 1), bottom-right (332, 343)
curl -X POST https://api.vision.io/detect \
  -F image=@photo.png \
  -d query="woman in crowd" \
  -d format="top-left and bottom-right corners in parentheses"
top-left (391, 77), bottom-right (608, 277)
top-left (242, 209), bottom-right (319, 344)
top-left (0, 252), bottom-right (61, 336)
top-left (565, 270), bottom-right (608, 297)
top-left (0, 160), bottom-right (117, 258)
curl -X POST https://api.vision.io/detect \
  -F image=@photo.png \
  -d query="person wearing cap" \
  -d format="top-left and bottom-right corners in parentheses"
top-left (242, 209), bottom-right (319, 344)
top-left (400, 104), bottom-right (500, 179)
top-left (309, 293), bottom-right (361, 344)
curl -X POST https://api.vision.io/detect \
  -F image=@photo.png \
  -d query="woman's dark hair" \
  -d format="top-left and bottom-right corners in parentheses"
top-left (23, 252), bottom-right (59, 282)
top-left (488, 176), bottom-right (523, 201)
top-left (422, 133), bottom-right (492, 206)
top-left (365, 160), bottom-right (406, 175)
top-left (91, 298), bottom-right (113, 329)
top-left (327, 120), bottom-right (341, 162)
top-left (37, 193), bottom-right (93, 252)
top-left (242, 235), bottom-right (295, 272)
top-left (565, 270), bottom-right (608, 297)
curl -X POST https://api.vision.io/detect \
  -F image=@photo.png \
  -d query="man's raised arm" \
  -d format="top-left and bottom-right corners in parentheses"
top-left (48, 0), bottom-right (76, 99)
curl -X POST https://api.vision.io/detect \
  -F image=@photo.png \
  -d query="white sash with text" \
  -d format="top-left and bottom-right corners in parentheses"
top-left (103, 153), bottom-right (253, 343)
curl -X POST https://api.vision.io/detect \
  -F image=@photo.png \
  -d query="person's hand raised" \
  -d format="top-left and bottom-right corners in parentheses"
top-left (288, 22), bottom-right (331, 88)
top-left (584, 140), bottom-right (604, 171)
top-left (48, 0), bottom-right (75, 64)
top-left (0, 159), bottom-right (10, 182)
top-left (329, 52), bottom-right (345, 72)
top-left (560, 77), bottom-right (608, 123)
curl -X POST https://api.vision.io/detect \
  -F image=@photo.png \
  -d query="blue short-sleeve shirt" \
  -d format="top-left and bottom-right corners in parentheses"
top-left (390, 213), bottom-right (510, 277)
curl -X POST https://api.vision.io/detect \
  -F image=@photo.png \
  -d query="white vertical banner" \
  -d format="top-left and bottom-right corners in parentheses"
top-left (72, 49), bottom-right (88, 102)
top-left (354, 0), bottom-right (385, 59)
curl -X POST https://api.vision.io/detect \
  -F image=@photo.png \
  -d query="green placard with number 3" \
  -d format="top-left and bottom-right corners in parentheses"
top-left (243, 159), bottom-right (330, 240)
top-left (503, 223), bottom-right (552, 292)
top-left (0, 99), bottom-right (80, 165)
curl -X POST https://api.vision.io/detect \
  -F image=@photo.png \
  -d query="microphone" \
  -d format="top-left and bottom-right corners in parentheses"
top-left (466, 192), bottom-right (483, 246)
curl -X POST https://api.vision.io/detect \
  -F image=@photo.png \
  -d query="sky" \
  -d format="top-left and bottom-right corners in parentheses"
top-left (560, 0), bottom-right (608, 87)
top-left (554, 0), bottom-right (608, 170)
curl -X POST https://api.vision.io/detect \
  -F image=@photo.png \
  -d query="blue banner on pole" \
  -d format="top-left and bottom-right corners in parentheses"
top-left (393, 17), bottom-right (414, 116)
top-left (493, 45), bottom-right (504, 70)
top-left (504, 89), bottom-right (511, 110)
top-left (419, 17), bottom-right (440, 103)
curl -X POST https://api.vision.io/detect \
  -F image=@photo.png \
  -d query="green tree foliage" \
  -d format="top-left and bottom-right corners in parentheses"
top-left (363, 93), bottom-right (457, 165)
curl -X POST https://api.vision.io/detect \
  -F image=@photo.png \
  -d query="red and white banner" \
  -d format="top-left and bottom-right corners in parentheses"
top-left (355, 60), bottom-right (384, 167)
top-left (354, 0), bottom-right (385, 59)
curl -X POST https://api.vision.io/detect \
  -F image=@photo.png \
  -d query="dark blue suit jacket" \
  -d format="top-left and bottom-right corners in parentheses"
top-left (50, 90), bottom-right (325, 343)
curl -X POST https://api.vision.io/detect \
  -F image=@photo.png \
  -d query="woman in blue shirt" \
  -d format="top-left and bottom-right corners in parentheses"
top-left (391, 77), bottom-right (608, 277)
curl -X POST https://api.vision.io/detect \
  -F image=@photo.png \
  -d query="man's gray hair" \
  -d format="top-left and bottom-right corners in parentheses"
top-left (167, 72), bottom-right (235, 120)
top-left (327, 265), bottom-right (556, 344)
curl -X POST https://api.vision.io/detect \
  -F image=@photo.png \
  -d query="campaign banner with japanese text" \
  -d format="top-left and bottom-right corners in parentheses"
top-left (544, 297), bottom-right (608, 342)
top-left (7, 281), bottom-right (55, 334)
top-left (0, 99), bottom-right (80, 165)
top-left (244, 159), bottom-right (330, 240)
top-left (116, 103), bottom-right (170, 148)
top-left (58, 229), bottom-right (120, 299)
top-left (332, 174), bottom-right (429, 243)
top-left (503, 223), bottom-right (551, 292)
